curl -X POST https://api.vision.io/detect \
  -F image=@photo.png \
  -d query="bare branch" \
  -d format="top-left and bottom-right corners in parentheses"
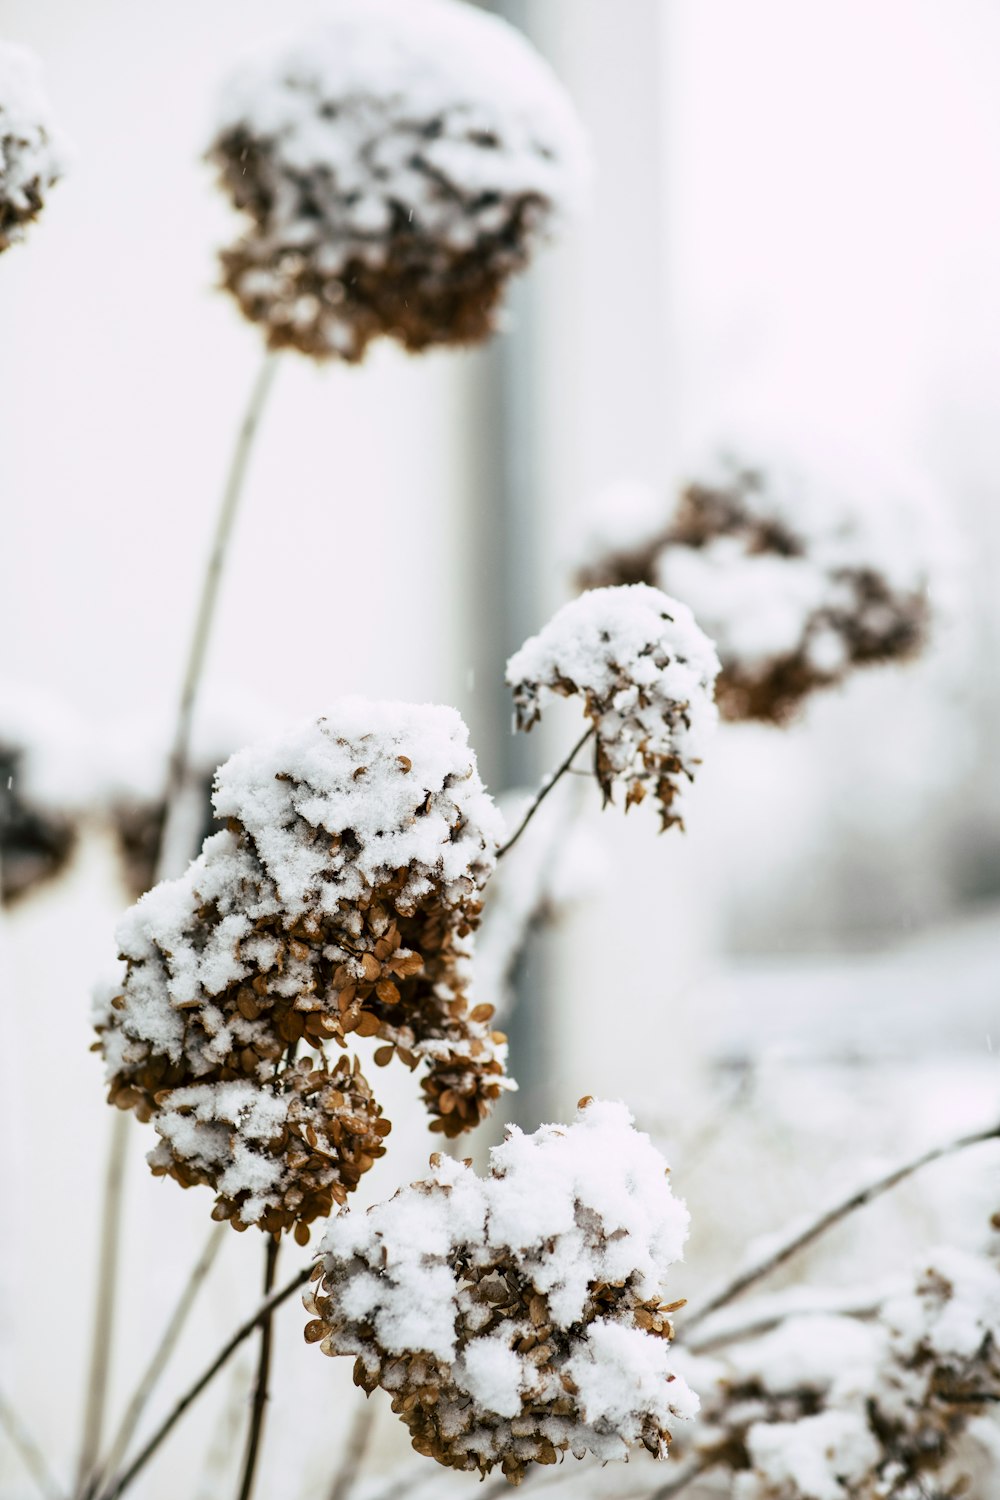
top-left (99, 1262), bottom-right (311, 1500)
top-left (496, 725), bottom-right (595, 860)
top-left (75, 1110), bottom-right (129, 1490)
top-left (683, 1121), bottom-right (1000, 1335)
top-left (326, 1403), bottom-right (377, 1500)
top-left (85, 1224), bottom-right (227, 1496)
top-left (235, 1236), bottom-right (281, 1500)
top-left (0, 1387), bottom-right (63, 1500)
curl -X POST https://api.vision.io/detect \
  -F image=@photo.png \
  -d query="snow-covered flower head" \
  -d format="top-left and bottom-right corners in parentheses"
top-left (306, 1099), bottom-right (697, 1482)
top-left (577, 437), bottom-right (942, 725)
top-left (0, 42), bottom-right (69, 253)
top-left (207, 0), bottom-right (588, 361)
top-left (506, 585), bottom-right (720, 830)
top-left (0, 682), bottom-right (95, 903)
top-left (97, 700), bottom-right (510, 1233)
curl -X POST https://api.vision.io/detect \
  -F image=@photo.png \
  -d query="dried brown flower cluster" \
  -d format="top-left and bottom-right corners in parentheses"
top-left (681, 1248), bottom-right (1000, 1499)
top-left (207, 0), bottom-right (586, 361)
top-left (577, 447), bottom-right (937, 725)
top-left (0, 738), bottom-right (77, 903)
top-left (306, 1102), bottom-right (697, 1483)
top-left (0, 42), bottom-right (68, 253)
top-left (506, 585), bottom-right (719, 831)
top-left (96, 702), bottom-right (509, 1233)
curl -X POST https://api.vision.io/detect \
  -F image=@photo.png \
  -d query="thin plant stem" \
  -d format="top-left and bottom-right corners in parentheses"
top-left (235, 1236), bottom-right (281, 1500)
top-left (75, 1110), bottom-right (129, 1491)
top-left (0, 1387), bottom-right (64, 1500)
top-left (683, 1121), bottom-right (1000, 1336)
top-left (648, 1456), bottom-right (717, 1500)
top-left (79, 352), bottom-right (279, 1494)
top-left (326, 1403), bottom-right (377, 1500)
top-left (84, 1225), bottom-right (227, 1498)
top-left (496, 725), bottom-right (595, 860)
top-left (157, 351), bottom-right (279, 883)
top-left (98, 1264), bottom-right (311, 1500)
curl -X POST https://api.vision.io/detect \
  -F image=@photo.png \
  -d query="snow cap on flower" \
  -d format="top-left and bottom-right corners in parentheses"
top-left (0, 41), bottom-right (69, 252)
top-left (506, 584), bottom-right (719, 830)
top-left (207, 0), bottom-right (588, 360)
top-left (306, 1098), bottom-right (697, 1483)
top-left (97, 700), bottom-right (510, 1233)
top-left (577, 433), bottom-right (943, 725)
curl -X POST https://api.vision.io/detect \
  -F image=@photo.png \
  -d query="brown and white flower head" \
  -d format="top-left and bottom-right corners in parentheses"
top-left (305, 1099), bottom-right (698, 1483)
top-left (577, 438), bottom-right (942, 726)
top-left (0, 682), bottom-right (93, 904)
top-left (0, 42), bottom-right (69, 253)
top-left (506, 585), bottom-right (719, 831)
top-left (684, 1248), bottom-right (1000, 1500)
top-left (207, 0), bottom-right (587, 361)
top-left (96, 700), bottom-right (510, 1232)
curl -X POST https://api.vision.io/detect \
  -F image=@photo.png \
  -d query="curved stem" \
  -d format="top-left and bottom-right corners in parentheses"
top-left (0, 1388), bottom-right (64, 1500)
top-left (84, 1225), bottom-right (227, 1498)
top-left (326, 1403), bottom-right (377, 1500)
top-left (496, 725), bottom-right (595, 861)
top-left (83, 352), bottom-right (279, 1498)
top-left (156, 351), bottom-right (279, 885)
top-left (99, 1264), bottom-right (311, 1500)
top-left (75, 1110), bottom-right (129, 1492)
top-left (683, 1121), bottom-right (1000, 1336)
top-left (235, 1237), bottom-right (281, 1500)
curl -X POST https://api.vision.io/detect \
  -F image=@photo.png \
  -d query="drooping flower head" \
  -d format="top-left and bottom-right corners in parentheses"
top-left (207, 0), bottom-right (588, 360)
top-left (96, 700), bottom-right (510, 1235)
top-left (306, 1099), bottom-right (698, 1482)
top-left (0, 42), bottom-right (69, 253)
top-left (577, 437), bottom-right (941, 725)
top-left (506, 584), bottom-right (720, 830)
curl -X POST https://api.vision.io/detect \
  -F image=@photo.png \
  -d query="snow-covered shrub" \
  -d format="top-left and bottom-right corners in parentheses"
top-left (305, 1099), bottom-right (697, 1482)
top-left (685, 1248), bottom-right (1000, 1498)
top-left (506, 584), bottom-right (719, 829)
top-left (576, 440), bottom-right (939, 724)
top-left (0, 40), bottom-right (69, 252)
top-left (207, 0), bottom-right (587, 361)
top-left (96, 701), bottom-right (510, 1233)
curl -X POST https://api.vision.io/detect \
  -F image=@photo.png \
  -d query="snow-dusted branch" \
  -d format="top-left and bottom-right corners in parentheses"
top-left (683, 1120), bottom-right (1000, 1335)
top-left (98, 1264), bottom-right (312, 1500)
top-left (496, 725), bottom-right (594, 860)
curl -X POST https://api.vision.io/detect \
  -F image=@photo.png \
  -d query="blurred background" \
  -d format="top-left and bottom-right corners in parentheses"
top-left (2, 1), bottom-right (999, 1497)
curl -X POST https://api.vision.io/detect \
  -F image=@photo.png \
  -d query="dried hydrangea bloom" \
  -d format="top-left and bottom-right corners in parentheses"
top-left (0, 683), bottom-right (94, 904)
top-left (0, 42), bottom-right (69, 252)
top-left (506, 585), bottom-right (719, 830)
top-left (306, 1099), bottom-right (698, 1483)
top-left (685, 1249), bottom-right (1000, 1499)
top-left (149, 1056), bottom-right (389, 1240)
top-left (577, 441), bottom-right (940, 725)
top-left (207, 0), bottom-right (587, 361)
top-left (96, 700), bottom-right (509, 1230)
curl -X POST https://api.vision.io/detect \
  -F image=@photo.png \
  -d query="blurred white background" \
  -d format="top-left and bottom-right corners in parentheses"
top-left (2, 2), bottom-right (999, 1497)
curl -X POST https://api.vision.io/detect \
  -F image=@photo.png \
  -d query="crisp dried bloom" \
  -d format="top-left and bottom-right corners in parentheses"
top-left (149, 1055), bottom-right (390, 1239)
top-left (0, 683), bottom-right (94, 904)
top-left (306, 1099), bottom-right (698, 1483)
top-left (0, 41), bottom-right (68, 252)
top-left (506, 585), bottom-right (719, 830)
top-left (96, 700), bottom-right (510, 1230)
top-left (207, 0), bottom-right (587, 361)
top-left (684, 1248), bottom-right (1000, 1499)
top-left (577, 442), bottom-right (939, 725)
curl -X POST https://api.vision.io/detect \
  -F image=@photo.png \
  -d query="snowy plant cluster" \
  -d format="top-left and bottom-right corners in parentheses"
top-left (577, 439), bottom-right (938, 724)
top-left (0, 683), bottom-right (87, 904)
top-left (0, 40), bottom-right (68, 252)
top-left (507, 584), bottom-right (720, 830)
top-left (305, 1100), bottom-right (698, 1482)
top-left (207, 0), bottom-right (587, 361)
top-left (680, 1246), bottom-right (1000, 1498)
top-left (96, 701), bottom-right (512, 1234)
